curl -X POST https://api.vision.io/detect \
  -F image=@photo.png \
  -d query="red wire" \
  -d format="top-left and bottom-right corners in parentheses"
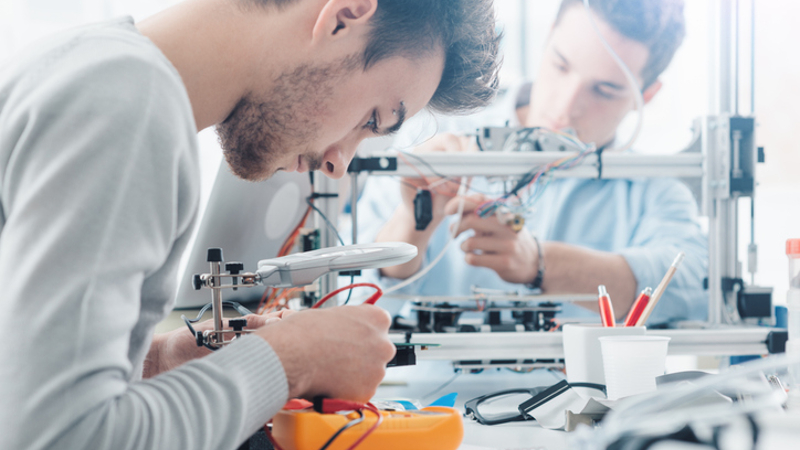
top-left (396, 152), bottom-right (432, 186)
top-left (258, 205), bottom-right (314, 313)
top-left (265, 400), bottom-right (383, 450)
top-left (311, 283), bottom-right (383, 309)
top-left (395, 152), bottom-right (462, 198)
top-left (345, 403), bottom-right (382, 450)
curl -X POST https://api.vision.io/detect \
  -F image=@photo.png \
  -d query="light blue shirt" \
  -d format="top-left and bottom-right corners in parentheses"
top-left (344, 87), bottom-right (708, 325)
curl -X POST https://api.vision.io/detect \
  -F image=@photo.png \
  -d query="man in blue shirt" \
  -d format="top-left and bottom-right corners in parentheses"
top-left (352, 0), bottom-right (707, 325)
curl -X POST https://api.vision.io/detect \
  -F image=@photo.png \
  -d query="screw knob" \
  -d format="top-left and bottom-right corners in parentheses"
top-left (225, 262), bottom-right (244, 274)
top-left (229, 318), bottom-right (248, 332)
top-left (207, 248), bottom-right (223, 262)
top-left (192, 274), bottom-right (203, 290)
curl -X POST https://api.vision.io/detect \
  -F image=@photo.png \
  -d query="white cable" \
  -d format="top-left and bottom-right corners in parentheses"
top-left (591, 352), bottom-right (800, 446)
top-left (583, 0), bottom-right (646, 152)
top-left (384, 177), bottom-right (468, 294)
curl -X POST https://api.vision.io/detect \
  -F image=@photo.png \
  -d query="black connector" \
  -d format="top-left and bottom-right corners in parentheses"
top-left (387, 344), bottom-right (416, 367)
top-left (312, 396), bottom-right (326, 413)
top-left (414, 190), bottom-right (433, 231)
top-left (737, 286), bottom-right (773, 319)
top-left (767, 330), bottom-right (788, 354)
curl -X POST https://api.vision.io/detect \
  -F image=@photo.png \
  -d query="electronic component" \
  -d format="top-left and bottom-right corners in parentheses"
top-left (413, 189), bottom-right (433, 231)
top-left (411, 301), bottom-right (561, 333)
top-left (476, 126), bottom-right (583, 153)
top-left (495, 205), bottom-right (525, 232)
top-left (300, 229), bottom-right (321, 308)
top-left (387, 344), bottom-right (417, 367)
top-left (737, 285), bottom-right (773, 319)
top-left (271, 405), bottom-right (463, 450)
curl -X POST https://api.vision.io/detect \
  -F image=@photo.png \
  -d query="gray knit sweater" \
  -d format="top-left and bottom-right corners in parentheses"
top-left (0, 17), bottom-right (288, 449)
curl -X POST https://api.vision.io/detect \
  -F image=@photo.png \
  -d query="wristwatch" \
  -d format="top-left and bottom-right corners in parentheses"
top-left (525, 235), bottom-right (545, 291)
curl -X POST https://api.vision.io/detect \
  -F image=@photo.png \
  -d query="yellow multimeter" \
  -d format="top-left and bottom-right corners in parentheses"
top-left (271, 406), bottom-right (463, 450)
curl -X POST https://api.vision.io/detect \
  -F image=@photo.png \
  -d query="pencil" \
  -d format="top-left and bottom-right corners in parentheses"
top-left (634, 252), bottom-right (685, 327)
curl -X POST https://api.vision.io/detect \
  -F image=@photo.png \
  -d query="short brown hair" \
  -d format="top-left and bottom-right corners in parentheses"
top-left (242, 0), bottom-right (501, 114)
top-left (556, 0), bottom-right (685, 88)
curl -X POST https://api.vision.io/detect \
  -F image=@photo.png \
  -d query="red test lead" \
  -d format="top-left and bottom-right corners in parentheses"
top-left (624, 287), bottom-right (652, 327)
top-left (598, 285), bottom-right (615, 327)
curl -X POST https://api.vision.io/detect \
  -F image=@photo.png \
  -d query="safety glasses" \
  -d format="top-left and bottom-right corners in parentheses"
top-left (464, 380), bottom-right (606, 426)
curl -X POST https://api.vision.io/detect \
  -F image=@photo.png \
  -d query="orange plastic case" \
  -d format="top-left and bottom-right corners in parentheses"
top-left (271, 406), bottom-right (463, 450)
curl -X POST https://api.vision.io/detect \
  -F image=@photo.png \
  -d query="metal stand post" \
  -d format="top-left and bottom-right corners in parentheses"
top-left (313, 173), bottom-right (339, 305)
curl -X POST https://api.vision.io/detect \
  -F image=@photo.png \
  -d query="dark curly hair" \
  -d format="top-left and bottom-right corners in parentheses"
top-left (243, 0), bottom-right (502, 113)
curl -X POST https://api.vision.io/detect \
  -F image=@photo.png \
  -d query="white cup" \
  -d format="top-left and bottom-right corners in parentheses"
top-left (599, 335), bottom-right (671, 400)
top-left (562, 324), bottom-right (646, 397)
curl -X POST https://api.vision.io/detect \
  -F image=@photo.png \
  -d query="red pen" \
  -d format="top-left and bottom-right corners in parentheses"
top-left (598, 285), bottom-right (615, 327)
top-left (624, 287), bottom-right (652, 327)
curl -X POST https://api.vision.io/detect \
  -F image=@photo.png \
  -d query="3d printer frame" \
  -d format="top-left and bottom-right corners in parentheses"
top-left (303, 0), bottom-right (782, 365)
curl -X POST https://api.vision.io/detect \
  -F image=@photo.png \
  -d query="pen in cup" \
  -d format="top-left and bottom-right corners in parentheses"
top-left (635, 252), bottom-right (685, 327)
top-left (624, 287), bottom-right (652, 327)
top-left (598, 285), bottom-right (615, 327)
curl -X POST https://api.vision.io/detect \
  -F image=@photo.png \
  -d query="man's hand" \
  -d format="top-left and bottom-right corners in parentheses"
top-left (444, 195), bottom-right (640, 317)
top-left (255, 305), bottom-right (395, 403)
top-left (144, 310), bottom-right (293, 378)
top-left (398, 133), bottom-right (474, 225)
top-left (376, 133), bottom-right (475, 279)
top-left (444, 194), bottom-right (540, 285)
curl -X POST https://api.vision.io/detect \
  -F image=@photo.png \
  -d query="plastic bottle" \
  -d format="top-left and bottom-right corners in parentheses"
top-left (787, 239), bottom-right (800, 341)
top-left (785, 239), bottom-right (800, 406)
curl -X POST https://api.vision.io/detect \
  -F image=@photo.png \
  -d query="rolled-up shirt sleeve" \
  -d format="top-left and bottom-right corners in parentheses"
top-left (617, 179), bottom-right (708, 324)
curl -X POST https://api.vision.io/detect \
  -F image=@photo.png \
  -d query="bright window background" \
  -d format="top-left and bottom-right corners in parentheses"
top-left (2, 0), bottom-right (797, 303)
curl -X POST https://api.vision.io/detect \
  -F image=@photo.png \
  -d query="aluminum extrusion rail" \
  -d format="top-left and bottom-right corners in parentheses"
top-left (391, 327), bottom-right (778, 360)
top-left (366, 151), bottom-right (704, 179)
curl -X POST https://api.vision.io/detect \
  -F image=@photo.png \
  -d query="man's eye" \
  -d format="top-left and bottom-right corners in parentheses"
top-left (364, 111), bottom-right (379, 133)
top-left (593, 86), bottom-right (616, 100)
top-left (554, 62), bottom-right (568, 73)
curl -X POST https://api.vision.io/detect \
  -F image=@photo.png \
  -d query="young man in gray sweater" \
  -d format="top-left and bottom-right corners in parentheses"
top-left (0, 0), bottom-right (500, 448)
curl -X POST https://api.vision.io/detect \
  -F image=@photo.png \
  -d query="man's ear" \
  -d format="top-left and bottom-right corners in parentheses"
top-left (642, 79), bottom-right (663, 106)
top-left (312, 0), bottom-right (377, 42)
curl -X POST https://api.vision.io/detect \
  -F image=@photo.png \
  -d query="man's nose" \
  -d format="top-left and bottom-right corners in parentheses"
top-left (552, 79), bottom-right (583, 126)
top-left (320, 138), bottom-right (361, 180)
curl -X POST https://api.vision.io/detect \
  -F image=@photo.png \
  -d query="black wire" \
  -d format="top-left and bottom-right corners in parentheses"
top-left (402, 132), bottom-right (540, 199)
top-left (474, 134), bottom-right (485, 152)
top-left (596, 146), bottom-right (605, 179)
top-left (181, 301), bottom-right (254, 351)
top-left (183, 301), bottom-right (253, 324)
top-left (318, 410), bottom-right (364, 450)
top-left (342, 273), bottom-right (356, 305)
top-left (402, 151), bottom-right (496, 194)
top-left (305, 196), bottom-right (357, 305)
top-left (306, 197), bottom-right (345, 246)
top-left (505, 168), bottom-right (537, 198)
top-left (392, 171), bottom-right (497, 197)
top-left (402, 151), bottom-right (452, 181)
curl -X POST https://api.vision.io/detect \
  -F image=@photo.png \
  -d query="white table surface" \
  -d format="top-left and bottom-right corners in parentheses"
top-left (376, 360), bottom-right (572, 450)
